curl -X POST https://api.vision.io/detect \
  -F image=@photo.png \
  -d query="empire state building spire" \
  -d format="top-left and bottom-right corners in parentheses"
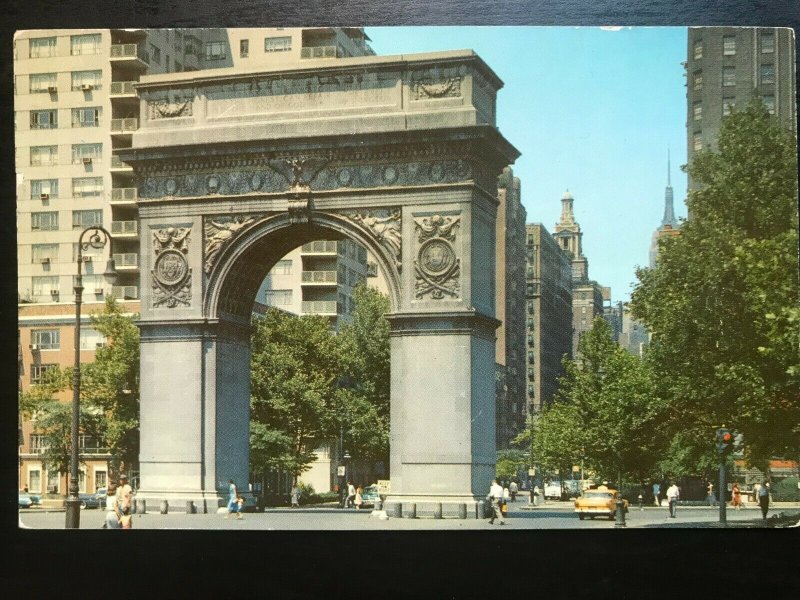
top-left (661, 149), bottom-right (677, 228)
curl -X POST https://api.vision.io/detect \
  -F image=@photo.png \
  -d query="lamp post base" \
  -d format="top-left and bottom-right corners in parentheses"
top-left (65, 497), bottom-right (81, 529)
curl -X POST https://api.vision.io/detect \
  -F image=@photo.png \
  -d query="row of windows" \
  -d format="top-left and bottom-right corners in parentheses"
top-left (26, 34), bottom-right (102, 58)
top-left (28, 328), bottom-right (107, 355)
top-left (28, 107), bottom-right (101, 129)
top-left (30, 210), bottom-right (102, 231)
top-left (692, 94), bottom-right (776, 126)
top-left (693, 32), bottom-right (775, 60)
top-left (29, 176), bottom-right (105, 199)
top-left (230, 36), bottom-right (293, 60)
top-left (30, 243), bottom-right (109, 263)
top-left (27, 274), bottom-right (109, 297)
top-left (18, 70), bottom-right (103, 94)
top-left (29, 143), bottom-right (104, 166)
top-left (693, 64), bottom-right (775, 92)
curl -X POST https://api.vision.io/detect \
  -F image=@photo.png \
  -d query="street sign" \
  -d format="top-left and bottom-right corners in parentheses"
top-left (377, 479), bottom-right (391, 494)
top-left (572, 465), bottom-right (580, 472)
top-left (528, 468), bottom-right (536, 476)
top-left (337, 466), bottom-right (345, 477)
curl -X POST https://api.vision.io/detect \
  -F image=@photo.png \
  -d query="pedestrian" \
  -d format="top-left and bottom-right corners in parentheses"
top-left (758, 481), bottom-right (770, 520)
top-left (346, 481), bottom-right (356, 508)
top-left (652, 482), bottom-right (661, 507)
top-left (290, 484), bottom-right (301, 508)
top-left (509, 480), bottom-right (518, 502)
top-left (104, 482), bottom-right (120, 529)
top-left (355, 485), bottom-right (363, 510)
top-left (532, 484), bottom-right (540, 506)
top-left (488, 478), bottom-right (506, 525)
top-left (706, 482), bottom-right (716, 506)
top-left (115, 473), bottom-right (133, 522)
top-left (638, 492), bottom-right (644, 511)
top-left (666, 480), bottom-right (680, 518)
top-left (732, 482), bottom-right (742, 510)
top-left (225, 479), bottom-right (242, 519)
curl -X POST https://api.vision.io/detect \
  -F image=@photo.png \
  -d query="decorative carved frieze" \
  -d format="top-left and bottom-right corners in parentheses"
top-left (203, 215), bottom-right (259, 274)
top-left (413, 77), bottom-right (462, 100)
top-left (414, 215), bottom-right (461, 300)
top-left (343, 209), bottom-right (402, 273)
top-left (148, 97), bottom-right (193, 120)
top-left (151, 226), bottom-right (192, 308)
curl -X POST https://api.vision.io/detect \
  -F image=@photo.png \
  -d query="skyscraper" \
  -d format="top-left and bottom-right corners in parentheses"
top-left (649, 150), bottom-right (681, 268)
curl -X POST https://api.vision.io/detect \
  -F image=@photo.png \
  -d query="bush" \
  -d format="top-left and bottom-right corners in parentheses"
top-left (772, 476), bottom-right (800, 502)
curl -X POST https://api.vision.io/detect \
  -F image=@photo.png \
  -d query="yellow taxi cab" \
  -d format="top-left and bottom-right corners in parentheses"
top-left (574, 487), bottom-right (629, 520)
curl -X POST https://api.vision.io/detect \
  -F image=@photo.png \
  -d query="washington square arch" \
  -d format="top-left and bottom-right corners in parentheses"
top-left (120, 49), bottom-right (519, 516)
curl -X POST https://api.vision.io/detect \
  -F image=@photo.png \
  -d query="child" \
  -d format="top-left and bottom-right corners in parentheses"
top-left (236, 496), bottom-right (245, 519)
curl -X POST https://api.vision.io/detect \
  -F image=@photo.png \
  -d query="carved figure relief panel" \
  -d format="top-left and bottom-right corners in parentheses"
top-left (342, 209), bottom-right (402, 274)
top-left (414, 214), bottom-right (461, 300)
top-left (151, 225), bottom-right (192, 308)
top-left (203, 215), bottom-right (263, 275)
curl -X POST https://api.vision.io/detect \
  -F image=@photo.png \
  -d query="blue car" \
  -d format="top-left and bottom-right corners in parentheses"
top-left (79, 488), bottom-right (107, 509)
top-left (19, 492), bottom-right (34, 508)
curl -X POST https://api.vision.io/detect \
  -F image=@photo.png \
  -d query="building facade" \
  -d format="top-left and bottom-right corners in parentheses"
top-left (686, 27), bottom-right (796, 189)
top-left (524, 223), bottom-right (573, 414)
top-left (495, 168), bottom-right (528, 448)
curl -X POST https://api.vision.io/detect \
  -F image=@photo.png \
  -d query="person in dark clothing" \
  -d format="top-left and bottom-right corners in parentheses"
top-left (758, 481), bottom-right (771, 520)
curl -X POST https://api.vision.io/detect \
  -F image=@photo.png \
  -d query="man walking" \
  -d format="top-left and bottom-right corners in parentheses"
top-left (509, 480), bottom-right (518, 502)
top-left (115, 474), bottom-right (133, 523)
top-left (488, 478), bottom-right (506, 525)
top-left (758, 481), bottom-right (771, 520)
top-left (652, 482), bottom-right (661, 506)
top-left (666, 481), bottom-right (680, 518)
top-left (346, 481), bottom-right (356, 508)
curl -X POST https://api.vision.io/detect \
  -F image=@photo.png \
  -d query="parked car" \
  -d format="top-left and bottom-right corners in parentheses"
top-left (574, 488), bottom-right (629, 520)
top-left (19, 492), bottom-right (34, 508)
top-left (78, 489), bottom-right (106, 509)
top-left (360, 485), bottom-right (381, 508)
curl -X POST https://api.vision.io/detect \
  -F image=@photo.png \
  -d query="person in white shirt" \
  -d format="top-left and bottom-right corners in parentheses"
top-left (488, 478), bottom-right (506, 525)
top-left (509, 481), bottom-right (518, 502)
top-left (666, 481), bottom-right (680, 518)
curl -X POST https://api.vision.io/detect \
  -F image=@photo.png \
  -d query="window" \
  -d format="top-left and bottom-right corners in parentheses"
top-left (72, 210), bottom-right (102, 228)
top-left (722, 67), bottom-right (736, 87)
top-left (204, 41), bottom-right (226, 60)
top-left (240, 39), bottom-right (249, 58)
top-left (71, 70), bottom-right (102, 90)
top-left (31, 329), bottom-right (60, 350)
top-left (95, 471), bottom-right (107, 489)
top-left (264, 36), bottom-right (291, 53)
top-left (30, 36), bottom-right (57, 58)
top-left (271, 259), bottom-right (292, 275)
top-left (30, 179), bottom-right (58, 199)
top-left (29, 469), bottom-right (42, 493)
top-left (31, 212), bottom-right (58, 231)
top-left (72, 177), bottom-right (103, 198)
top-left (30, 145), bottom-right (58, 166)
top-left (47, 470), bottom-right (59, 493)
top-left (30, 363), bottom-right (58, 384)
top-left (32, 276), bottom-right (59, 298)
top-left (80, 328), bottom-right (106, 350)
top-left (722, 97), bottom-right (736, 117)
top-left (264, 289), bottom-right (292, 305)
top-left (70, 33), bottom-right (101, 56)
top-left (29, 73), bottom-right (57, 93)
top-left (693, 40), bottom-right (703, 60)
top-left (761, 33), bottom-right (775, 54)
top-left (149, 44), bottom-right (161, 64)
top-left (760, 64), bottom-right (775, 85)
top-left (692, 71), bottom-right (703, 91)
top-left (723, 35), bottom-right (736, 55)
top-left (30, 109), bottom-right (57, 129)
top-left (32, 244), bottom-right (58, 263)
top-left (763, 95), bottom-right (775, 114)
top-left (693, 102), bottom-right (702, 121)
top-left (71, 107), bottom-right (100, 127)
top-left (30, 434), bottom-right (48, 454)
top-left (72, 143), bottom-right (102, 164)
top-left (693, 132), bottom-right (703, 151)
top-left (77, 274), bottom-right (107, 294)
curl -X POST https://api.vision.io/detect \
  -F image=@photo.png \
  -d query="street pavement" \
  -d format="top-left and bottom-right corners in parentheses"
top-left (19, 493), bottom-right (799, 530)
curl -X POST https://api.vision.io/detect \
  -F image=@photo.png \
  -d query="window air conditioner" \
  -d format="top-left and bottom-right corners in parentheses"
top-left (40, 193), bottom-right (49, 200)
top-left (47, 86), bottom-right (57, 93)
top-left (29, 344), bottom-right (39, 350)
top-left (81, 84), bottom-right (93, 91)
top-left (83, 255), bottom-right (93, 262)
top-left (50, 289), bottom-right (59, 295)
top-left (96, 342), bottom-right (107, 348)
top-left (82, 157), bottom-right (92, 164)
top-left (94, 288), bottom-right (103, 294)
top-left (41, 257), bottom-right (50, 264)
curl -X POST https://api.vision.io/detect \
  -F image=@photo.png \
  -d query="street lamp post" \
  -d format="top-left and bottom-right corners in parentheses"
top-left (65, 226), bottom-right (117, 529)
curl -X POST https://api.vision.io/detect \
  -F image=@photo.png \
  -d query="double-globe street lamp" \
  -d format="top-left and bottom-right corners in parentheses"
top-left (65, 226), bottom-right (118, 529)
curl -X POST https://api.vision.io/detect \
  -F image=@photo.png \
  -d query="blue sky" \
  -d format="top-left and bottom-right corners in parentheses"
top-left (367, 27), bottom-right (689, 302)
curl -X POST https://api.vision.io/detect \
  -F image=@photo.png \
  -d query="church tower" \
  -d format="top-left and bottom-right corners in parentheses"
top-left (553, 190), bottom-right (588, 283)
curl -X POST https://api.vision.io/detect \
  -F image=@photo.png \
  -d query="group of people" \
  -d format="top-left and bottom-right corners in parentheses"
top-left (103, 473), bottom-right (133, 529)
top-left (653, 480), bottom-right (772, 520)
top-left (487, 478), bottom-right (513, 525)
top-left (343, 481), bottom-right (364, 509)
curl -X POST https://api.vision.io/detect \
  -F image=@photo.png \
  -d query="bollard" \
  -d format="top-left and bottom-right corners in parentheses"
top-left (160, 499), bottom-right (169, 514)
top-left (433, 502), bottom-right (443, 519)
top-left (407, 503), bottom-right (416, 519)
top-left (615, 498), bottom-right (627, 528)
top-left (477, 500), bottom-right (485, 520)
top-left (137, 499), bottom-right (146, 514)
top-left (458, 503), bottom-right (467, 520)
top-left (186, 500), bottom-right (195, 514)
top-left (391, 503), bottom-right (402, 518)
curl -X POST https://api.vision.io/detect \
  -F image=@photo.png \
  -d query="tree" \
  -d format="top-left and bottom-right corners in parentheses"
top-left (495, 449), bottom-right (527, 482)
top-left (335, 283), bottom-right (391, 465)
top-left (630, 101), bottom-right (799, 474)
top-left (531, 318), bottom-right (663, 485)
top-left (249, 309), bottom-right (342, 482)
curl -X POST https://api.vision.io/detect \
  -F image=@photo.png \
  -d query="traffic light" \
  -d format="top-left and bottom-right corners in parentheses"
top-left (715, 428), bottom-right (734, 456)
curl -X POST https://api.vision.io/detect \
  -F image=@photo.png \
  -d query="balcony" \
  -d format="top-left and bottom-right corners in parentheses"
top-left (110, 155), bottom-right (133, 171)
top-left (301, 270), bottom-right (338, 285)
top-left (301, 240), bottom-right (338, 255)
top-left (110, 187), bottom-right (138, 204)
top-left (109, 44), bottom-right (149, 68)
top-left (112, 252), bottom-right (139, 271)
top-left (111, 285), bottom-right (139, 300)
top-left (111, 220), bottom-right (138, 237)
top-left (109, 81), bottom-right (137, 97)
top-left (301, 300), bottom-right (339, 315)
top-left (300, 46), bottom-right (338, 60)
top-left (110, 118), bottom-right (139, 135)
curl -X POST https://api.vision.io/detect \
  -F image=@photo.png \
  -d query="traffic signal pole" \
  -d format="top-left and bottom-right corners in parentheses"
top-left (719, 458), bottom-right (726, 525)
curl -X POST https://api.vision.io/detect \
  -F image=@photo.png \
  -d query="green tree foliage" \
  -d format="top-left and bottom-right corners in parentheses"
top-left (335, 283), bottom-right (391, 463)
top-left (495, 449), bottom-right (527, 481)
top-left (249, 309), bottom-right (342, 480)
top-left (532, 318), bottom-right (663, 484)
top-left (631, 101), bottom-right (799, 474)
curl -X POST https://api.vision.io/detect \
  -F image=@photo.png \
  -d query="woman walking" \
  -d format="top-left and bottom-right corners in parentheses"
top-left (104, 483), bottom-right (120, 529)
top-left (226, 479), bottom-right (243, 519)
